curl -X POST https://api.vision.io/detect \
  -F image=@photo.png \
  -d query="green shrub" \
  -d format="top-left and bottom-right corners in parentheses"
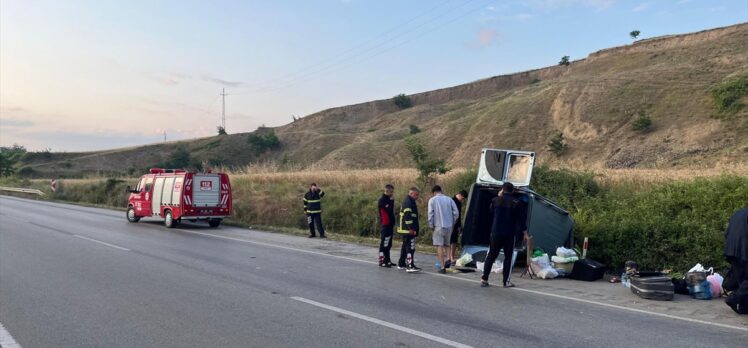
top-left (712, 74), bottom-right (748, 116)
top-left (530, 166), bottom-right (600, 210)
top-left (405, 137), bottom-right (450, 185)
top-left (559, 56), bottom-right (570, 66)
top-left (409, 124), bottom-right (421, 134)
top-left (393, 94), bottom-right (413, 109)
top-left (632, 111), bottom-right (653, 132)
top-left (547, 132), bottom-right (567, 156)
top-left (247, 130), bottom-right (281, 153)
top-left (573, 176), bottom-right (748, 272)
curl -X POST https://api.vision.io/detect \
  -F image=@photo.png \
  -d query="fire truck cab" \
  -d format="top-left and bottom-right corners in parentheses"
top-left (126, 168), bottom-right (232, 228)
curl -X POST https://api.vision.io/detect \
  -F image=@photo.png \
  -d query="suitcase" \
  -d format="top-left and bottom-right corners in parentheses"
top-left (630, 272), bottom-right (674, 301)
top-left (570, 259), bottom-right (606, 281)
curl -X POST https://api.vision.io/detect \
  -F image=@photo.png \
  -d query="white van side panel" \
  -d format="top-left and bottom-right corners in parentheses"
top-left (151, 177), bottom-right (165, 215)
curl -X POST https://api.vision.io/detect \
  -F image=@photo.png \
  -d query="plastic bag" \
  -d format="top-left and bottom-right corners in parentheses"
top-left (456, 253), bottom-right (473, 267)
top-left (551, 255), bottom-right (579, 264)
top-left (689, 280), bottom-right (713, 300)
top-left (707, 273), bottom-right (724, 298)
top-left (555, 247), bottom-right (577, 258)
top-left (530, 254), bottom-right (557, 279)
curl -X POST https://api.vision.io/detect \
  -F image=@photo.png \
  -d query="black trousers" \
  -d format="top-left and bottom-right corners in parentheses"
top-left (307, 213), bottom-right (325, 237)
top-left (399, 234), bottom-right (416, 267)
top-left (724, 257), bottom-right (748, 292)
top-left (379, 226), bottom-right (393, 263)
top-left (482, 234), bottom-right (515, 284)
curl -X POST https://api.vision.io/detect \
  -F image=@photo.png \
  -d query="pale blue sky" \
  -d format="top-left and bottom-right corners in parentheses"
top-left (1, 0), bottom-right (746, 151)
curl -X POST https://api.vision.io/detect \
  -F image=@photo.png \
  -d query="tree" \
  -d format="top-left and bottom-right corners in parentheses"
top-left (164, 146), bottom-right (193, 169)
top-left (393, 94), bottom-right (413, 109)
top-left (548, 132), bottom-right (567, 156)
top-left (630, 30), bottom-right (641, 40)
top-left (217, 126), bottom-right (227, 135)
top-left (247, 130), bottom-right (281, 153)
top-left (0, 144), bottom-right (27, 177)
top-left (404, 137), bottom-right (450, 185)
top-left (559, 56), bottom-right (570, 66)
top-left (409, 124), bottom-right (421, 134)
top-left (632, 111), bottom-right (653, 132)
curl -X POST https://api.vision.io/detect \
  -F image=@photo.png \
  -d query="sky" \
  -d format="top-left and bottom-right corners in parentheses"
top-left (1, 0), bottom-right (747, 152)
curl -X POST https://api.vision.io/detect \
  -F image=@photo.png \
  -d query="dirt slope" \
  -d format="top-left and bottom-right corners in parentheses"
top-left (21, 23), bottom-right (748, 177)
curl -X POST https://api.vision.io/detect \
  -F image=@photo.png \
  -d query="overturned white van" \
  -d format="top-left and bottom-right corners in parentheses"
top-left (461, 149), bottom-right (574, 257)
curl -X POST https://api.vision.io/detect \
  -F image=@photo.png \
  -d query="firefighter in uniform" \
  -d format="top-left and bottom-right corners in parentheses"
top-left (397, 187), bottom-right (421, 273)
top-left (378, 184), bottom-right (396, 267)
top-left (304, 183), bottom-right (326, 238)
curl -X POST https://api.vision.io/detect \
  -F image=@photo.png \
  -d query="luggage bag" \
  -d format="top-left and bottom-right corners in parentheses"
top-left (570, 259), bottom-right (605, 281)
top-left (630, 272), bottom-right (674, 301)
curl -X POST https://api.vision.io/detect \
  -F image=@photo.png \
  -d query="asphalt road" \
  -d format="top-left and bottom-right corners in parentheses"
top-left (1, 196), bottom-right (746, 347)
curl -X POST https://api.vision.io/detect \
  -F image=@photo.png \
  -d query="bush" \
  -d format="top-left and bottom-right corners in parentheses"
top-left (530, 166), bottom-right (600, 210)
top-left (712, 74), bottom-right (748, 116)
top-left (632, 111), bottom-right (653, 132)
top-left (559, 56), bottom-right (570, 66)
top-left (393, 94), bottom-right (412, 109)
top-left (247, 130), bottom-right (281, 153)
top-left (630, 30), bottom-right (640, 39)
top-left (547, 132), bottom-right (567, 156)
top-left (409, 124), bottom-right (421, 134)
top-left (0, 145), bottom-right (26, 177)
top-left (573, 176), bottom-right (748, 272)
top-left (217, 126), bottom-right (227, 135)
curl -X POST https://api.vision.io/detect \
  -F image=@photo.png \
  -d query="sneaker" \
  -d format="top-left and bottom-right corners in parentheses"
top-left (406, 266), bottom-right (421, 273)
top-left (379, 262), bottom-right (392, 268)
top-left (397, 264), bottom-right (407, 270)
top-left (503, 281), bottom-right (515, 288)
top-left (445, 260), bottom-right (452, 269)
top-left (308, 235), bottom-right (316, 238)
top-left (320, 235), bottom-right (327, 239)
top-left (438, 268), bottom-right (446, 274)
top-left (481, 280), bottom-right (490, 287)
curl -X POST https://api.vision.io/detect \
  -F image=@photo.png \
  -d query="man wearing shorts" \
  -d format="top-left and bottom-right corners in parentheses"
top-left (427, 185), bottom-right (459, 274)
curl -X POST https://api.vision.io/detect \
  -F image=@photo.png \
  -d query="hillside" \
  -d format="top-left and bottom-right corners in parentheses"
top-left (19, 23), bottom-right (748, 177)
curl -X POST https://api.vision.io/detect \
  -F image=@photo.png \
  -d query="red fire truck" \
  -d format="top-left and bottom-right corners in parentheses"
top-left (126, 168), bottom-right (232, 228)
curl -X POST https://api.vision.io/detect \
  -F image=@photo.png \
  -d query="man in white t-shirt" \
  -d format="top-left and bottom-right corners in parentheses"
top-left (427, 185), bottom-right (459, 274)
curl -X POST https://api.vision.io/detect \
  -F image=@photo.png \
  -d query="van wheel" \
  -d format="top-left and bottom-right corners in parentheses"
top-left (126, 207), bottom-right (140, 223)
top-left (208, 219), bottom-right (221, 228)
top-left (164, 211), bottom-right (177, 228)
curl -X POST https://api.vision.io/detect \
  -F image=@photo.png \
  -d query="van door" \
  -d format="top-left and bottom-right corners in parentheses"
top-left (133, 176), bottom-right (154, 216)
top-left (192, 175), bottom-right (220, 207)
top-left (476, 149), bottom-right (535, 187)
top-left (151, 177), bottom-right (165, 216)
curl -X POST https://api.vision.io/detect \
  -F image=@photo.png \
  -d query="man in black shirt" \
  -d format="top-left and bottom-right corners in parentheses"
top-left (481, 183), bottom-right (528, 288)
top-left (448, 189), bottom-right (468, 267)
top-left (378, 184), bottom-right (396, 267)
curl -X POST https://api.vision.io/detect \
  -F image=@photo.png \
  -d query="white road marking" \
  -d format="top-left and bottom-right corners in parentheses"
top-left (73, 235), bottom-right (131, 251)
top-left (0, 321), bottom-right (22, 348)
top-left (291, 296), bottom-right (473, 348)
top-left (179, 228), bottom-right (748, 333)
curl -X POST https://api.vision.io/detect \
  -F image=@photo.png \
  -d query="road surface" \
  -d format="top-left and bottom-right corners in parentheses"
top-left (1, 196), bottom-right (746, 347)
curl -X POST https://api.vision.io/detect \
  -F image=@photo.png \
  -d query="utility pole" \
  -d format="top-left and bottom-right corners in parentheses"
top-left (221, 88), bottom-right (227, 132)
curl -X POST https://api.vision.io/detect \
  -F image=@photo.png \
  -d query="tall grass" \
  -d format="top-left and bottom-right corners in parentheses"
top-left (2, 167), bottom-right (746, 272)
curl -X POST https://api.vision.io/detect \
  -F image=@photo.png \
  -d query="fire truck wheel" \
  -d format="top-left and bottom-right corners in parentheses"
top-left (164, 210), bottom-right (178, 228)
top-left (208, 219), bottom-right (221, 228)
top-left (126, 207), bottom-right (140, 223)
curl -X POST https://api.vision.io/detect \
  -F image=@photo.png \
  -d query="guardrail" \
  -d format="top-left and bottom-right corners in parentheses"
top-left (0, 186), bottom-right (45, 196)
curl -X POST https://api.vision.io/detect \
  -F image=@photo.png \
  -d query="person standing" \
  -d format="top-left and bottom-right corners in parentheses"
top-left (481, 182), bottom-right (528, 288)
top-left (427, 185), bottom-right (459, 274)
top-left (449, 190), bottom-right (468, 267)
top-left (378, 184), bottom-right (396, 267)
top-left (724, 206), bottom-right (748, 291)
top-left (397, 187), bottom-right (421, 273)
top-left (303, 183), bottom-right (326, 238)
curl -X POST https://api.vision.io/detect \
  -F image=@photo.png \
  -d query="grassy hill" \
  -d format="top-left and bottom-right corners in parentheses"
top-left (18, 23), bottom-right (748, 178)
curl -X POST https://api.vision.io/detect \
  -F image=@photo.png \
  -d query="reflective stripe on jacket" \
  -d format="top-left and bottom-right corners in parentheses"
top-left (397, 195), bottom-right (419, 235)
top-left (304, 190), bottom-right (325, 214)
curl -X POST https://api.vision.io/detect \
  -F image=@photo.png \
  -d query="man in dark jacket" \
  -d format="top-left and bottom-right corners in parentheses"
top-left (448, 189), bottom-right (468, 267)
top-left (724, 206), bottom-right (748, 291)
top-left (378, 184), bottom-right (396, 267)
top-left (303, 183), bottom-right (326, 238)
top-left (481, 182), bottom-right (528, 288)
top-left (397, 187), bottom-right (421, 273)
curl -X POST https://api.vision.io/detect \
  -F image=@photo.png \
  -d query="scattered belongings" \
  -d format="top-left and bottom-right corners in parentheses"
top-left (530, 253), bottom-right (558, 279)
top-left (551, 247), bottom-right (577, 276)
top-left (686, 264), bottom-right (713, 300)
top-left (570, 259), bottom-right (605, 282)
top-left (630, 272), bottom-right (675, 301)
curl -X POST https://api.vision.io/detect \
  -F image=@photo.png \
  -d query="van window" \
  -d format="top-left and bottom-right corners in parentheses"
top-left (135, 178), bottom-right (146, 192)
top-left (144, 177), bottom-right (154, 192)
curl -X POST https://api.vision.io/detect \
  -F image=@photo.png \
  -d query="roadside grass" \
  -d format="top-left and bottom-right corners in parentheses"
top-left (2, 166), bottom-right (747, 272)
